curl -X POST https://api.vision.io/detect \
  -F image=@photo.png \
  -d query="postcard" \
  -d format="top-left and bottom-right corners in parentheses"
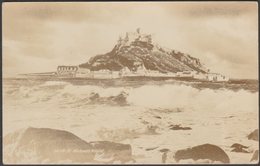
top-left (2, 1), bottom-right (258, 164)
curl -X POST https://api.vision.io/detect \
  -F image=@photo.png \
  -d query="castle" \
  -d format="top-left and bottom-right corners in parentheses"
top-left (117, 28), bottom-right (152, 46)
top-left (55, 28), bottom-right (229, 82)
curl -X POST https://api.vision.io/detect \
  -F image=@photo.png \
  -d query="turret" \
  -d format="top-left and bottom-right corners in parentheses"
top-left (125, 32), bottom-right (129, 42)
top-left (147, 34), bottom-right (152, 43)
top-left (118, 36), bottom-right (123, 44)
top-left (136, 28), bottom-right (140, 34)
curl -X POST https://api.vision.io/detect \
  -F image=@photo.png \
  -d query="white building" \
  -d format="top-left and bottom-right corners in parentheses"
top-left (111, 71), bottom-right (120, 79)
top-left (193, 72), bottom-right (207, 80)
top-left (146, 70), bottom-right (162, 77)
top-left (75, 68), bottom-right (121, 79)
top-left (92, 69), bottom-right (112, 79)
top-left (120, 67), bottom-right (132, 77)
top-left (75, 68), bottom-right (93, 78)
top-left (134, 64), bottom-right (147, 76)
top-left (121, 66), bottom-right (131, 74)
top-left (206, 73), bottom-right (229, 82)
top-left (57, 66), bottom-right (78, 77)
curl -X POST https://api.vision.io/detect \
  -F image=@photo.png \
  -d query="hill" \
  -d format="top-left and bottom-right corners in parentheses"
top-left (79, 29), bottom-right (208, 74)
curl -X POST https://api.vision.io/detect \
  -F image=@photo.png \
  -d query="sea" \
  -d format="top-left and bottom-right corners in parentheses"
top-left (2, 77), bottom-right (259, 163)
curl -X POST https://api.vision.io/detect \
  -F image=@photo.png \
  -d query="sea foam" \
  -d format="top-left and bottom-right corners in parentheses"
top-left (5, 81), bottom-right (258, 114)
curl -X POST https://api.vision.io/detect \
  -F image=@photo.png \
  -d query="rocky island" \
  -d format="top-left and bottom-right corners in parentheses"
top-left (21, 29), bottom-right (229, 82)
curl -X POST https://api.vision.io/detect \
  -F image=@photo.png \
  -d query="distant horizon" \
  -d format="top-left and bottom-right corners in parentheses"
top-left (3, 72), bottom-right (258, 81)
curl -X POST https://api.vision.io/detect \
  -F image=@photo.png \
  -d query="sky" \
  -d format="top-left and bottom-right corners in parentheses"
top-left (2, 2), bottom-right (258, 79)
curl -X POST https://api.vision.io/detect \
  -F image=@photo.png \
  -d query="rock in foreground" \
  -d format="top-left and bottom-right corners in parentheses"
top-left (248, 129), bottom-right (259, 141)
top-left (3, 127), bottom-right (132, 164)
top-left (230, 143), bottom-right (249, 153)
top-left (174, 144), bottom-right (230, 163)
top-left (168, 124), bottom-right (192, 130)
top-left (90, 141), bottom-right (132, 163)
top-left (250, 150), bottom-right (259, 162)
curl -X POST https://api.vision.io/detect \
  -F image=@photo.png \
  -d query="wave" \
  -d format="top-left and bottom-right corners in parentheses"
top-left (4, 81), bottom-right (258, 113)
top-left (39, 81), bottom-right (70, 86)
top-left (127, 84), bottom-right (258, 113)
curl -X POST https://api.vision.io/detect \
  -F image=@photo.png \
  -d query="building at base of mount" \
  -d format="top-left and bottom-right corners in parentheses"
top-left (56, 65), bottom-right (229, 82)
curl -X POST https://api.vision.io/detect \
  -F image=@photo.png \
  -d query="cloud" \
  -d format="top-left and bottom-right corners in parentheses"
top-left (161, 2), bottom-right (257, 18)
top-left (2, 2), bottom-right (258, 79)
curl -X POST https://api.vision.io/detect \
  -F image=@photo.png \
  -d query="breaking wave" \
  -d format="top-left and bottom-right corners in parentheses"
top-left (4, 80), bottom-right (258, 113)
top-left (39, 80), bottom-right (70, 86)
top-left (127, 84), bottom-right (258, 113)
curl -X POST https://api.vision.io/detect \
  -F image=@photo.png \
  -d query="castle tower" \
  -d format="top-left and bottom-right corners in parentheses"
top-left (147, 34), bottom-right (152, 43)
top-left (125, 32), bottom-right (129, 42)
top-left (136, 28), bottom-right (140, 34)
top-left (118, 36), bottom-right (122, 44)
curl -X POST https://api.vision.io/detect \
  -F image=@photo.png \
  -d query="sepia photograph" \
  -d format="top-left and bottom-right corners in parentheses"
top-left (2, 1), bottom-right (259, 164)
